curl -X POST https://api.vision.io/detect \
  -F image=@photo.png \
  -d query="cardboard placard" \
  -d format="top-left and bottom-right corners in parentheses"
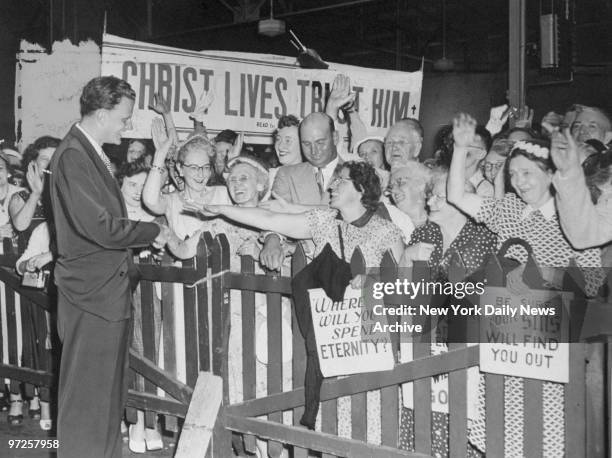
top-left (479, 287), bottom-right (571, 383)
top-left (309, 287), bottom-right (394, 377)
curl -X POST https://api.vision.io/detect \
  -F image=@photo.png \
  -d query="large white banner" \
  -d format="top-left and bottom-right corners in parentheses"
top-left (101, 33), bottom-right (423, 144)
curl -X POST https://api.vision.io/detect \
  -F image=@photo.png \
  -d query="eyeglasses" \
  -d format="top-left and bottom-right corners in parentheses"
top-left (482, 161), bottom-right (506, 171)
top-left (182, 163), bottom-right (211, 174)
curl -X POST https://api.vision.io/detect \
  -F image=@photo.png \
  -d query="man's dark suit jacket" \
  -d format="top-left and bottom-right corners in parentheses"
top-left (48, 124), bottom-right (160, 321)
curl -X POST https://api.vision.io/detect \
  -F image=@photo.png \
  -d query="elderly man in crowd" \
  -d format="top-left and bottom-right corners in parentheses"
top-left (384, 118), bottom-right (424, 167)
top-left (569, 105), bottom-right (612, 162)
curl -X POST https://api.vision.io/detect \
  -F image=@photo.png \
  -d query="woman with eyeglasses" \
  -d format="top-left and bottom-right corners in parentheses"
top-left (142, 134), bottom-right (231, 240)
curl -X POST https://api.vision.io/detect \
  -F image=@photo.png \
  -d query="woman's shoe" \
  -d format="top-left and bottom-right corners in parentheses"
top-left (39, 419), bottom-right (52, 431)
top-left (145, 428), bottom-right (163, 451)
top-left (8, 400), bottom-right (23, 426)
top-left (128, 425), bottom-right (146, 454)
top-left (29, 396), bottom-right (41, 419)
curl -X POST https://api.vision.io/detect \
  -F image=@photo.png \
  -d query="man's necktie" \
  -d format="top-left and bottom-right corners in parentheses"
top-left (99, 150), bottom-right (114, 175)
top-left (315, 168), bottom-right (325, 198)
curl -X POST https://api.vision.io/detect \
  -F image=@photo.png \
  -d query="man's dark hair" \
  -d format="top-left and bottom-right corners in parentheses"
top-left (80, 76), bottom-right (136, 117)
top-left (116, 156), bottom-right (150, 185)
top-left (335, 161), bottom-right (381, 211)
top-left (22, 136), bottom-right (61, 171)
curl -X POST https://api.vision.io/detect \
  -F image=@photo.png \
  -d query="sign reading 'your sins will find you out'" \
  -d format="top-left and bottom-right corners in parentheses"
top-left (479, 288), bottom-right (571, 383)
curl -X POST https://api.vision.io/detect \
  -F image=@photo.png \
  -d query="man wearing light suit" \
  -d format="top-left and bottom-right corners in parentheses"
top-left (49, 76), bottom-right (169, 458)
top-left (259, 112), bottom-right (341, 270)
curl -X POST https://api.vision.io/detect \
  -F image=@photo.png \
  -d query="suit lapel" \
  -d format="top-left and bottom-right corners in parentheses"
top-left (69, 125), bottom-right (126, 217)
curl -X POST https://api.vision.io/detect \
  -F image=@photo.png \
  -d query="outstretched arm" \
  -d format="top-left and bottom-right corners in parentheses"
top-left (186, 203), bottom-right (313, 240)
top-left (447, 113), bottom-right (485, 218)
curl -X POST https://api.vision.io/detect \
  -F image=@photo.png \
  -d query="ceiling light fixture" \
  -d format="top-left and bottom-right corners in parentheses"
top-left (433, 0), bottom-right (455, 71)
top-left (258, 0), bottom-right (286, 37)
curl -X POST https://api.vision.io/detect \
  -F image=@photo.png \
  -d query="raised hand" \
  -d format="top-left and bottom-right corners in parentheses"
top-left (26, 162), bottom-right (44, 196)
top-left (514, 105), bottom-right (534, 129)
top-left (541, 111), bottom-right (563, 133)
top-left (325, 74), bottom-right (356, 118)
top-left (229, 132), bottom-right (244, 161)
top-left (151, 118), bottom-right (173, 159)
top-left (149, 92), bottom-right (171, 115)
top-left (550, 128), bottom-right (581, 177)
top-left (453, 113), bottom-right (477, 149)
top-left (190, 89), bottom-right (215, 122)
top-left (485, 104), bottom-right (510, 136)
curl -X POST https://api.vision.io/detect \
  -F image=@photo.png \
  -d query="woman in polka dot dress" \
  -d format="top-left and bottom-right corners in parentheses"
top-left (447, 113), bottom-right (602, 458)
top-left (399, 166), bottom-right (496, 457)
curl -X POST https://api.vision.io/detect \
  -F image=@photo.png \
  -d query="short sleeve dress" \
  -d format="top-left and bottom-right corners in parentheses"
top-left (305, 207), bottom-right (404, 443)
top-left (473, 193), bottom-right (601, 458)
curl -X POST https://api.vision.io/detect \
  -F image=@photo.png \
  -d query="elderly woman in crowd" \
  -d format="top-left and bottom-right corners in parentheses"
top-left (142, 131), bottom-right (231, 239)
top-left (448, 113), bottom-right (602, 458)
top-left (399, 166), bottom-right (496, 456)
top-left (404, 166), bottom-right (496, 276)
top-left (386, 160), bottom-right (431, 242)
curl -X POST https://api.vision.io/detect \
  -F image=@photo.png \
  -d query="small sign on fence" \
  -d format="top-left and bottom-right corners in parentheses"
top-left (309, 287), bottom-right (395, 377)
top-left (479, 287), bottom-right (571, 383)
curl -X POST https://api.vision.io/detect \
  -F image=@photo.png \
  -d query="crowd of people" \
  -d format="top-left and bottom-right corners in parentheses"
top-left (1, 72), bottom-right (611, 457)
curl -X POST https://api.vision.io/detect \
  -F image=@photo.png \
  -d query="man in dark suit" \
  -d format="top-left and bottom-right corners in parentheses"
top-left (260, 112), bottom-right (341, 270)
top-left (48, 76), bottom-right (169, 458)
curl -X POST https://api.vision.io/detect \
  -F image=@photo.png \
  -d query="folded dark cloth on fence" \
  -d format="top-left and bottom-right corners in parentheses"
top-left (291, 242), bottom-right (352, 428)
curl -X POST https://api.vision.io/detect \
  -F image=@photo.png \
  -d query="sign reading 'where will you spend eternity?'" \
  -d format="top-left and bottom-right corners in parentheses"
top-left (309, 287), bottom-right (394, 377)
